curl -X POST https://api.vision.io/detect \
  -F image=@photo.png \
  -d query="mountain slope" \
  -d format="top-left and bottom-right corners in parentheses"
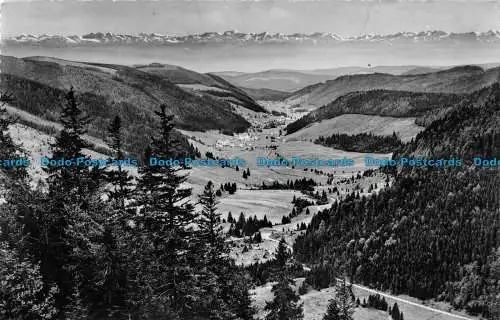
top-left (285, 114), bottom-right (423, 143)
top-left (214, 66), bottom-right (428, 92)
top-left (214, 70), bottom-right (338, 92)
top-left (0, 55), bottom-right (251, 157)
top-left (286, 90), bottom-right (464, 134)
top-left (399, 83), bottom-right (500, 159)
top-left (239, 87), bottom-right (290, 101)
top-left (294, 83), bottom-right (500, 318)
top-left (402, 67), bottom-right (443, 75)
top-left (287, 66), bottom-right (500, 109)
top-left (133, 63), bottom-right (266, 112)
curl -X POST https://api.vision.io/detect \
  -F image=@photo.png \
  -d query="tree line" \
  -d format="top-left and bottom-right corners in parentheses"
top-left (228, 212), bottom-right (273, 238)
top-left (261, 178), bottom-right (317, 192)
top-left (315, 132), bottom-right (403, 153)
top-left (294, 83), bottom-right (500, 319)
top-left (0, 89), bottom-right (254, 319)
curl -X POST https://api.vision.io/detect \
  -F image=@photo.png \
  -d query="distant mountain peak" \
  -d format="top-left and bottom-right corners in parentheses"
top-left (6, 30), bottom-right (500, 47)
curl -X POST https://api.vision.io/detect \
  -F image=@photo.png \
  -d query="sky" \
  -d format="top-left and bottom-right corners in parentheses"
top-left (2, 0), bottom-right (500, 37)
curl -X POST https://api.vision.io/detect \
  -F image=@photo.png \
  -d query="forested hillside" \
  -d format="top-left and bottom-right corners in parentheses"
top-left (286, 65), bottom-right (500, 109)
top-left (0, 90), bottom-right (255, 319)
top-left (134, 63), bottom-right (267, 112)
top-left (293, 83), bottom-right (500, 319)
top-left (0, 55), bottom-right (253, 157)
top-left (0, 74), bottom-right (200, 158)
top-left (286, 90), bottom-right (463, 134)
top-left (315, 132), bottom-right (403, 153)
top-left (399, 84), bottom-right (500, 159)
top-left (240, 87), bottom-right (290, 101)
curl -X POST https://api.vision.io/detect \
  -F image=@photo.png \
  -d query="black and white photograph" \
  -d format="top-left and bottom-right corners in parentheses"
top-left (0, 0), bottom-right (499, 319)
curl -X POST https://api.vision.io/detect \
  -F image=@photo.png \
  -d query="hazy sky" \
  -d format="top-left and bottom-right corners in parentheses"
top-left (2, 0), bottom-right (499, 37)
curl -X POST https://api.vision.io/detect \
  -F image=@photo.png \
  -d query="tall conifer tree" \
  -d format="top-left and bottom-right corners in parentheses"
top-left (336, 279), bottom-right (355, 320)
top-left (106, 115), bottom-right (133, 211)
top-left (130, 104), bottom-right (196, 317)
top-left (197, 180), bottom-right (226, 263)
top-left (322, 299), bottom-right (341, 320)
top-left (265, 274), bottom-right (304, 320)
top-left (264, 237), bottom-right (303, 320)
top-left (33, 88), bottom-right (105, 314)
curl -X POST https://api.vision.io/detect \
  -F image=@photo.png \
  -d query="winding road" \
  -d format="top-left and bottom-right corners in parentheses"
top-left (335, 278), bottom-right (476, 320)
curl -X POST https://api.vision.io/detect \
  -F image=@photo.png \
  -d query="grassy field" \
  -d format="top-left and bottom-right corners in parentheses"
top-left (351, 284), bottom-right (478, 320)
top-left (217, 189), bottom-right (299, 223)
top-left (7, 97), bottom-right (442, 320)
top-left (251, 279), bottom-right (388, 320)
top-left (8, 123), bottom-right (114, 188)
top-left (286, 114), bottom-right (424, 143)
top-left (251, 278), bottom-right (479, 320)
top-left (6, 104), bottom-right (113, 155)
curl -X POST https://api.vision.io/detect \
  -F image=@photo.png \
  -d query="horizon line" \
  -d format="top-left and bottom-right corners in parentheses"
top-left (5, 29), bottom-right (500, 38)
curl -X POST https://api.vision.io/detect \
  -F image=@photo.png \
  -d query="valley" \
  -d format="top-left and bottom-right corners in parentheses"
top-left (2, 1), bottom-right (500, 319)
top-left (3, 91), bottom-right (452, 320)
top-left (1, 53), bottom-right (498, 320)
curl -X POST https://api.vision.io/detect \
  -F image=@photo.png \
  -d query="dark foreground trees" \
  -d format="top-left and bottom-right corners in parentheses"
top-left (321, 279), bottom-right (355, 320)
top-left (264, 239), bottom-right (304, 320)
top-left (0, 90), bottom-right (255, 319)
top-left (265, 275), bottom-right (304, 320)
top-left (0, 94), bottom-right (59, 319)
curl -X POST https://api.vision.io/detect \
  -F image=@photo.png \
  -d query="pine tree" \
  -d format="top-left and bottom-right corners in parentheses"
top-left (106, 115), bottom-right (133, 211)
top-left (129, 104), bottom-right (196, 317)
top-left (0, 243), bottom-right (59, 319)
top-left (237, 212), bottom-right (246, 229)
top-left (265, 273), bottom-right (304, 320)
top-left (391, 302), bottom-right (400, 320)
top-left (96, 115), bottom-right (134, 317)
top-left (197, 180), bottom-right (227, 263)
top-left (298, 281), bottom-right (309, 295)
top-left (322, 299), bottom-right (341, 320)
top-left (281, 215), bottom-right (291, 224)
top-left (188, 178), bottom-right (257, 320)
top-left (45, 88), bottom-right (100, 196)
top-left (275, 238), bottom-right (291, 267)
top-left (64, 280), bottom-right (89, 320)
top-left (254, 231), bottom-right (263, 243)
top-left (98, 224), bottom-right (128, 319)
top-left (321, 190), bottom-right (328, 203)
top-left (230, 182), bottom-right (237, 194)
top-left (33, 88), bottom-right (105, 313)
top-left (133, 105), bottom-right (195, 246)
top-left (336, 279), bottom-right (355, 320)
top-left (221, 266), bottom-right (255, 320)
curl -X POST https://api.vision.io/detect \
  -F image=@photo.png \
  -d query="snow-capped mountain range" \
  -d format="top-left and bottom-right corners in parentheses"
top-left (5, 30), bottom-right (500, 46)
